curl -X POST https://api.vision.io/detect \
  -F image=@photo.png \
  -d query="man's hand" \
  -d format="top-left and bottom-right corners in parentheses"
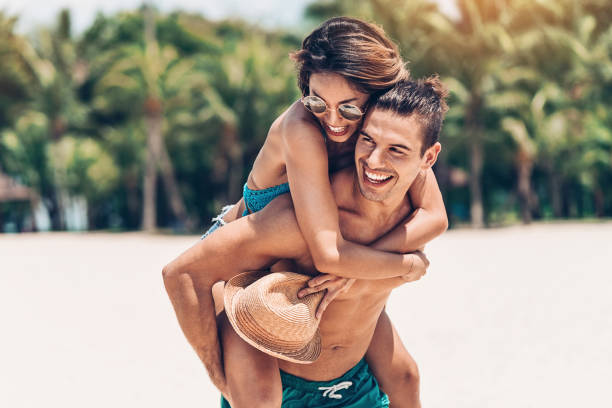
top-left (297, 274), bottom-right (355, 319)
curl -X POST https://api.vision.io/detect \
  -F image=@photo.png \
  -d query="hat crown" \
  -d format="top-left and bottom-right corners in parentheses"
top-left (237, 274), bottom-right (321, 347)
top-left (225, 271), bottom-right (324, 362)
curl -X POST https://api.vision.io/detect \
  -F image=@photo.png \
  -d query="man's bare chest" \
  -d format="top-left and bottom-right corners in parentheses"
top-left (338, 212), bottom-right (390, 245)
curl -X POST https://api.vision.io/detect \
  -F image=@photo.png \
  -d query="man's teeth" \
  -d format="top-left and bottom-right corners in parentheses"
top-left (365, 170), bottom-right (392, 182)
top-left (327, 125), bottom-right (346, 133)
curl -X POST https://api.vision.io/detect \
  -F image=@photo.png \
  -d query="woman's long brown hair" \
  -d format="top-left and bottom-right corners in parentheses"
top-left (291, 17), bottom-right (408, 98)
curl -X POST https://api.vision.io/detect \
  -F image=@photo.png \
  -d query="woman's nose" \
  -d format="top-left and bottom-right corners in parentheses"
top-left (325, 106), bottom-right (343, 125)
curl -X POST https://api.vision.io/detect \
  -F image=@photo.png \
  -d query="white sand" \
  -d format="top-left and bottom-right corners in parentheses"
top-left (1, 222), bottom-right (611, 407)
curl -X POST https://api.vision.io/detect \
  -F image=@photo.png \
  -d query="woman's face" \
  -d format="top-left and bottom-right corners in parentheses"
top-left (307, 72), bottom-right (370, 143)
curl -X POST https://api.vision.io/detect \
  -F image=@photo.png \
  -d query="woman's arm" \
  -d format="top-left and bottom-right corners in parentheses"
top-left (282, 118), bottom-right (416, 280)
top-left (371, 168), bottom-right (448, 253)
top-left (299, 250), bottom-right (429, 318)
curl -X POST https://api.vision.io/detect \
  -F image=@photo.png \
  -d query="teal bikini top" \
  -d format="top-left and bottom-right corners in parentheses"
top-left (242, 182), bottom-right (290, 215)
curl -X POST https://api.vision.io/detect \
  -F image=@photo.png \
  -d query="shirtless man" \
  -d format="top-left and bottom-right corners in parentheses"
top-left (163, 76), bottom-right (448, 407)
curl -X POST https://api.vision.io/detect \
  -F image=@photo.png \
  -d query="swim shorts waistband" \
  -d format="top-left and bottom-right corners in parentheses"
top-left (278, 358), bottom-right (368, 390)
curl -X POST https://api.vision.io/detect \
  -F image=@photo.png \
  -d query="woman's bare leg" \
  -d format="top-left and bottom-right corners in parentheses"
top-left (365, 309), bottom-right (421, 408)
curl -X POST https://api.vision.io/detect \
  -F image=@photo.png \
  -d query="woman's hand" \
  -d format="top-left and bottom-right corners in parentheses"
top-left (401, 250), bottom-right (429, 282)
top-left (298, 274), bottom-right (355, 319)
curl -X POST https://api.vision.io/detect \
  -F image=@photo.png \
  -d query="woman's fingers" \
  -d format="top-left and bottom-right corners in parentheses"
top-left (315, 278), bottom-right (352, 318)
top-left (307, 274), bottom-right (335, 287)
top-left (298, 278), bottom-right (339, 298)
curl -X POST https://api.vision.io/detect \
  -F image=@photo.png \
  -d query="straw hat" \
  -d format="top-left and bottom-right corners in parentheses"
top-left (224, 270), bottom-right (324, 364)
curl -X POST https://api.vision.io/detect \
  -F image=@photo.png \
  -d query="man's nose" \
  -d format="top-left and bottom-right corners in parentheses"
top-left (366, 148), bottom-right (385, 169)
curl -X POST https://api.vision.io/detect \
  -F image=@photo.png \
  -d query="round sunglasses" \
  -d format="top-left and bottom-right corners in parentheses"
top-left (301, 95), bottom-right (365, 122)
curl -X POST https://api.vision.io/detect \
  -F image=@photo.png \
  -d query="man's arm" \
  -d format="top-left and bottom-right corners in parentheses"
top-left (162, 196), bottom-right (305, 392)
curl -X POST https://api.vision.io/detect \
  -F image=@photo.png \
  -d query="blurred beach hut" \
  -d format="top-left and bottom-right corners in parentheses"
top-left (0, 172), bottom-right (38, 231)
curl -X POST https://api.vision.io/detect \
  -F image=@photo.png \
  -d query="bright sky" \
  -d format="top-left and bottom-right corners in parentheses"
top-left (1, 0), bottom-right (459, 35)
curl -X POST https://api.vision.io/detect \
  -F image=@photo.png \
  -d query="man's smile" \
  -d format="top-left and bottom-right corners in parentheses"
top-left (362, 164), bottom-right (394, 187)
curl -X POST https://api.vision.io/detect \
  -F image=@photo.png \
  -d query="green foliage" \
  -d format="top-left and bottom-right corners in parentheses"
top-left (1, 1), bottom-right (611, 231)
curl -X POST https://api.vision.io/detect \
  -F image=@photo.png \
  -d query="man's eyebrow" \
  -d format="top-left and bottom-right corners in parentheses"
top-left (390, 143), bottom-right (411, 151)
top-left (360, 130), bottom-right (412, 151)
top-left (312, 90), bottom-right (359, 104)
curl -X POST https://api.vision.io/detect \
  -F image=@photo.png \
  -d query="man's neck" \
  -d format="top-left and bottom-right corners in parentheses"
top-left (350, 169), bottom-right (409, 224)
top-left (332, 167), bottom-right (411, 241)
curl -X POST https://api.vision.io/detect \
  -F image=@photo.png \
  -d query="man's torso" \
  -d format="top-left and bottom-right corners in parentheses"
top-left (276, 170), bottom-right (411, 380)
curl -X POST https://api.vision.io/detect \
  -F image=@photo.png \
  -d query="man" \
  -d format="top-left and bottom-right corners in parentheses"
top-left (163, 77), bottom-right (448, 407)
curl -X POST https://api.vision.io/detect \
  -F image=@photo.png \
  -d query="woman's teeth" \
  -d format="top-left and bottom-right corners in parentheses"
top-left (365, 170), bottom-right (392, 183)
top-left (327, 124), bottom-right (347, 134)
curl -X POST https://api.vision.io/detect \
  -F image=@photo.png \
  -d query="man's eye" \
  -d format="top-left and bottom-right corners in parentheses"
top-left (390, 147), bottom-right (405, 155)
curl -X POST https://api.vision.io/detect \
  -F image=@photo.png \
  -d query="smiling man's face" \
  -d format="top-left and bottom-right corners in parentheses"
top-left (355, 109), bottom-right (440, 203)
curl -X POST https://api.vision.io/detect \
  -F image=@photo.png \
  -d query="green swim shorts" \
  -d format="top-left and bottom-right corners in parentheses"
top-left (220, 358), bottom-right (389, 407)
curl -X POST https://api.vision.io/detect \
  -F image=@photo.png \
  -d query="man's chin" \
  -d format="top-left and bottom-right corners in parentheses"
top-left (357, 182), bottom-right (389, 202)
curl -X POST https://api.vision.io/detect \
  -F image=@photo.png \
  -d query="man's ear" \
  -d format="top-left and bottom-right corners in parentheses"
top-left (421, 142), bottom-right (441, 170)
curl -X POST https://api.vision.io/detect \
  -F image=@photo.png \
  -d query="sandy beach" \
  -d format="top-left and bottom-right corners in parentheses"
top-left (1, 222), bottom-right (611, 407)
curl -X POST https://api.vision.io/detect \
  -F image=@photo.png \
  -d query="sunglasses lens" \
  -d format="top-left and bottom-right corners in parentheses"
top-left (303, 96), bottom-right (327, 114)
top-left (339, 104), bottom-right (363, 121)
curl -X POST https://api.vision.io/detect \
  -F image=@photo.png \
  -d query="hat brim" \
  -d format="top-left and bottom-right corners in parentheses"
top-left (224, 271), bottom-right (321, 364)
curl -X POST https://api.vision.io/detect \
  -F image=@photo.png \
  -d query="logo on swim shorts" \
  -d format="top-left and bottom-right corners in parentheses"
top-left (318, 381), bottom-right (353, 399)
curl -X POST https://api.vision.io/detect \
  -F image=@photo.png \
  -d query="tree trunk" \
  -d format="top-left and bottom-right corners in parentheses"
top-left (594, 186), bottom-right (604, 218)
top-left (46, 188), bottom-right (64, 230)
top-left (544, 159), bottom-right (562, 218)
top-left (225, 124), bottom-right (243, 202)
top-left (469, 133), bottom-right (484, 228)
top-left (551, 175), bottom-right (562, 217)
top-left (141, 108), bottom-right (163, 232)
top-left (125, 172), bottom-right (140, 229)
top-left (158, 138), bottom-right (193, 230)
top-left (47, 129), bottom-right (67, 230)
top-left (517, 154), bottom-right (534, 224)
top-left (466, 93), bottom-right (484, 228)
top-left (28, 198), bottom-right (38, 231)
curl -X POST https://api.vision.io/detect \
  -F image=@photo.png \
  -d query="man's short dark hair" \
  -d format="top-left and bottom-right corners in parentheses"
top-left (371, 76), bottom-right (449, 155)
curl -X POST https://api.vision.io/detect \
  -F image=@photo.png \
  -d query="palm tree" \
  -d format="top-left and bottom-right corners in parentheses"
top-left (520, 0), bottom-right (612, 218)
top-left (544, 8), bottom-right (612, 217)
top-left (305, 0), bottom-right (516, 227)
top-left (2, 10), bottom-right (89, 230)
top-left (174, 16), bottom-right (300, 208)
top-left (96, 5), bottom-right (195, 231)
top-left (209, 30), bottom-right (300, 202)
top-left (0, 13), bottom-right (31, 131)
